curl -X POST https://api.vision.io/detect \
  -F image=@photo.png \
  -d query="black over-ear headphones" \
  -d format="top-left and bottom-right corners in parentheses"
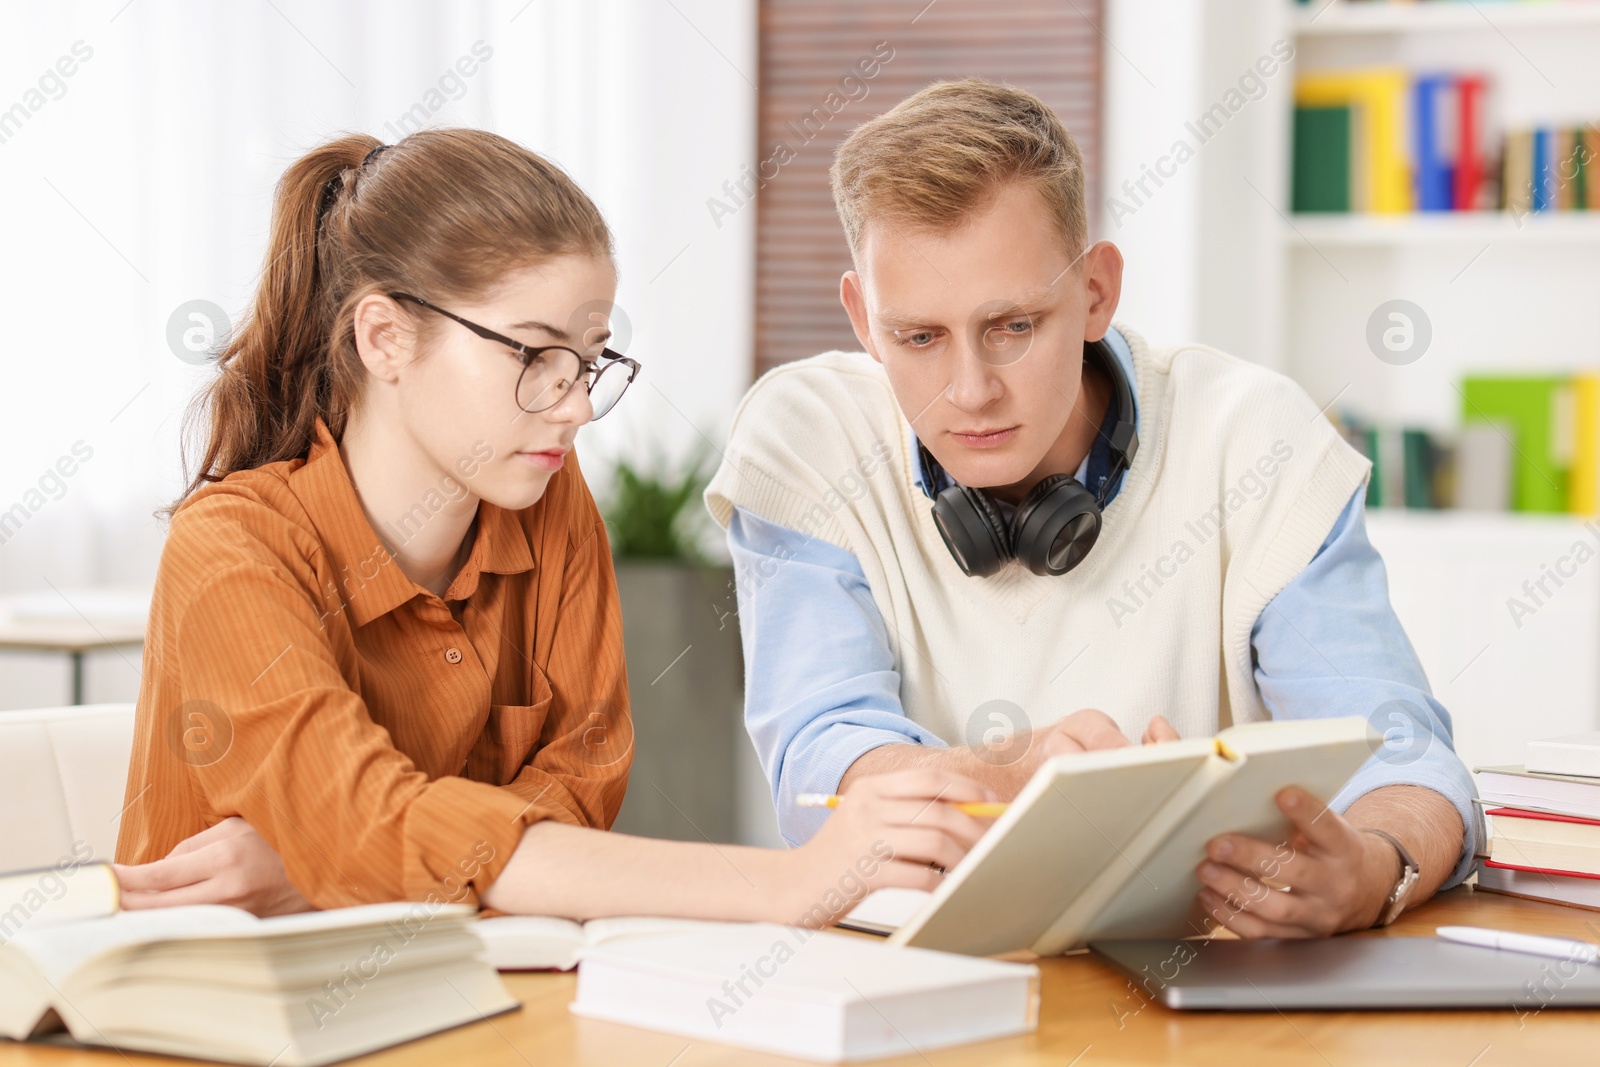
top-left (921, 338), bottom-right (1139, 578)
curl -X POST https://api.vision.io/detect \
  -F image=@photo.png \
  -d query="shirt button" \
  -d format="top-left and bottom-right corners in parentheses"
top-left (444, 647), bottom-right (463, 664)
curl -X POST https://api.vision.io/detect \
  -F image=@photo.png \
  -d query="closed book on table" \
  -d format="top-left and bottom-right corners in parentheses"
top-left (1477, 764), bottom-right (1600, 820)
top-left (1477, 862), bottom-right (1600, 911)
top-left (1527, 730), bottom-right (1600, 778)
top-left (571, 924), bottom-right (1039, 1062)
top-left (1487, 807), bottom-right (1600, 877)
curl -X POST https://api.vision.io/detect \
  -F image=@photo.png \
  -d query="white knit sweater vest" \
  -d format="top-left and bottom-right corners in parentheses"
top-left (705, 324), bottom-right (1372, 745)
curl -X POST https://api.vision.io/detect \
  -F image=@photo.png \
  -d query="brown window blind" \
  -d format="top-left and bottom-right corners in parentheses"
top-left (753, 0), bottom-right (1102, 379)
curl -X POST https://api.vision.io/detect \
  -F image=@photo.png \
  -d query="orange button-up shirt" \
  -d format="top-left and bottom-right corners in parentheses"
top-left (115, 420), bottom-right (631, 908)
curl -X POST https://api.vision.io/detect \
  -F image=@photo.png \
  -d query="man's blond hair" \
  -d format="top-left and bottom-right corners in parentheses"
top-left (830, 78), bottom-right (1088, 264)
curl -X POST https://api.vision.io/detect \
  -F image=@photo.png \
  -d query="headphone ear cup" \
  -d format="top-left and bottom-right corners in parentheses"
top-left (931, 486), bottom-right (1012, 577)
top-left (1012, 475), bottom-right (1102, 576)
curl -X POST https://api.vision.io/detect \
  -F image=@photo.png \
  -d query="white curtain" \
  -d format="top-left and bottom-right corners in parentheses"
top-left (0, 0), bottom-right (755, 704)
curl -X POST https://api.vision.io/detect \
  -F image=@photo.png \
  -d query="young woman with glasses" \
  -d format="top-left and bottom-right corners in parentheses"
top-left (111, 130), bottom-right (992, 923)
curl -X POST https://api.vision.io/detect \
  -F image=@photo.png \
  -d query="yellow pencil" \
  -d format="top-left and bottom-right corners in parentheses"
top-left (795, 793), bottom-right (1008, 818)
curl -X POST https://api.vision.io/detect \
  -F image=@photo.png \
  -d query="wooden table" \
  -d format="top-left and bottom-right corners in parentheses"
top-left (5, 886), bottom-right (1598, 1066)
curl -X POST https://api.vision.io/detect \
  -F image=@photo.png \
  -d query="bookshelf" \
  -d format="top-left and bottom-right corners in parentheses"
top-left (1255, 0), bottom-right (1600, 428)
top-left (1238, 0), bottom-right (1600, 757)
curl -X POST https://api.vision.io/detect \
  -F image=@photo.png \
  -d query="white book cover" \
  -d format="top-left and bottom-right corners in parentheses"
top-left (570, 923), bottom-right (1038, 1062)
top-left (1526, 732), bottom-right (1600, 779)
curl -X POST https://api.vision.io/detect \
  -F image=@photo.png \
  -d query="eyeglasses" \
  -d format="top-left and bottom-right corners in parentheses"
top-left (388, 292), bottom-right (639, 420)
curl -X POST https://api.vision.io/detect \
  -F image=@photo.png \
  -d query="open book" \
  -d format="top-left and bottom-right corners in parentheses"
top-left (0, 901), bottom-right (516, 1066)
top-left (472, 913), bottom-right (725, 970)
top-left (885, 717), bottom-right (1378, 957)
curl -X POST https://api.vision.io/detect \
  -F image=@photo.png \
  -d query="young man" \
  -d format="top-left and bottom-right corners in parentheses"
top-left (705, 79), bottom-right (1481, 938)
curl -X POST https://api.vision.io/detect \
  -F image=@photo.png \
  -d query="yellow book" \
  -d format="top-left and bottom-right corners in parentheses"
top-left (1571, 371), bottom-right (1600, 516)
top-left (1296, 69), bottom-right (1413, 214)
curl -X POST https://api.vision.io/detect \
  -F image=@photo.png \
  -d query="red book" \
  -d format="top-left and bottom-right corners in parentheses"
top-left (1483, 859), bottom-right (1600, 881)
top-left (1453, 75), bottom-right (1487, 210)
top-left (1485, 806), bottom-right (1600, 826)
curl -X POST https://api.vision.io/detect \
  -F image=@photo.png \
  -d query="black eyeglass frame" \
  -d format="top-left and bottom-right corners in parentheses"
top-left (388, 291), bottom-right (639, 418)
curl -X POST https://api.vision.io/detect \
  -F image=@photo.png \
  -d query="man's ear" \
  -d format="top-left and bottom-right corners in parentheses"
top-left (839, 270), bottom-right (881, 363)
top-left (351, 292), bottom-right (415, 384)
top-left (1079, 240), bottom-right (1125, 344)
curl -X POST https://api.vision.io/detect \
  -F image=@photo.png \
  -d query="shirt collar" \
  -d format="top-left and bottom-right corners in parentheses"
top-left (289, 420), bottom-right (534, 626)
top-left (909, 324), bottom-right (1139, 504)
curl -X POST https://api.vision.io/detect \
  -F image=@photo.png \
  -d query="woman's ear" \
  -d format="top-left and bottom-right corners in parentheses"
top-left (351, 293), bottom-right (415, 383)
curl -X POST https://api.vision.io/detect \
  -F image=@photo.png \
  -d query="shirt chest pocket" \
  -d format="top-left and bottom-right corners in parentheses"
top-left (463, 662), bottom-right (554, 786)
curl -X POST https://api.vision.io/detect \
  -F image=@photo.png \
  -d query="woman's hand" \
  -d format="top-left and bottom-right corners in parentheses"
top-left (781, 768), bottom-right (998, 927)
top-left (114, 817), bottom-right (312, 916)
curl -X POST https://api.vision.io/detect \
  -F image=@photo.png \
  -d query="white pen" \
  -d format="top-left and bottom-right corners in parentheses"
top-left (1436, 925), bottom-right (1600, 966)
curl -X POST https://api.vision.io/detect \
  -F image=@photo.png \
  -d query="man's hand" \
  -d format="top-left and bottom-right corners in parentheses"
top-left (115, 817), bottom-right (311, 916)
top-left (840, 711), bottom-right (1181, 800)
top-left (1195, 785), bottom-right (1457, 938)
top-left (1036, 710), bottom-right (1181, 757)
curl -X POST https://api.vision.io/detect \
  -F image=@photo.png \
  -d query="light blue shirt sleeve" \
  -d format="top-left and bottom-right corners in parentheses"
top-left (1251, 488), bottom-right (1483, 889)
top-left (728, 508), bottom-right (947, 845)
top-left (731, 487), bottom-right (1483, 878)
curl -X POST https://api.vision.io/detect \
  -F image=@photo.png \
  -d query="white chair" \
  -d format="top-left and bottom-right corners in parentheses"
top-left (0, 703), bottom-right (134, 872)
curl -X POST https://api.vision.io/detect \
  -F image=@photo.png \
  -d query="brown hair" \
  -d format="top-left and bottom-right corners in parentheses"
top-left (170, 128), bottom-right (612, 515)
top-left (830, 78), bottom-right (1088, 263)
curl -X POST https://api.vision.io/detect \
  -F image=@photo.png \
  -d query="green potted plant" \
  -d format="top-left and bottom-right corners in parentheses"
top-left (602, 447), bottom-right (744, 843)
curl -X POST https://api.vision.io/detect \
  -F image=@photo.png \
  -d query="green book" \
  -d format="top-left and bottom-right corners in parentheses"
top-left (1402, 430), bottom-right (1436, 509)
top-left (1460, 376), bottom-right (1573, 513)
top-left (1574, 127), bottom-right (1589, 212)
top-left (1292, 106), bottom-right (1352, 213)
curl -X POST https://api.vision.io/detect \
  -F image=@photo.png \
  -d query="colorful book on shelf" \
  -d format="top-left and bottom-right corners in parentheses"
top-left (1504, 129), bottom-right (1534, 216)
top-left (1486, 807), bottom-right (1600, 877)
top-left (1292, 105), bottom-right (1352, 212)
top-left (1454, 424), bottom-right (1513, 511)
top-left (1453, 74), bottom-right (1487, 210)
top-left (1580, 127), bottom-right (1593, 212)
top-left (1296, 69), bottom-right (1413, 214)
top-left (1413, 74), bottom-right (1455, 212)
top-left (1588, 128), bottom-right (1600, 210)
top-left (1460, 375), bottom-right (1573, 513)
top-left (1533, 127), bottom-right (1554, 213)
top-left (1573, 373), bottom-right (1600, 516)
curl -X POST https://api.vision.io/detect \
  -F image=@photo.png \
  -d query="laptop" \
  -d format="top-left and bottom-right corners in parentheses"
top-left (1089, 936), bottom-right (1600, 1010)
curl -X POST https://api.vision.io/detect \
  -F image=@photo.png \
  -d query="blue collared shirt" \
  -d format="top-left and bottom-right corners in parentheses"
top-left (725, 328), bottom-right (1480, 888)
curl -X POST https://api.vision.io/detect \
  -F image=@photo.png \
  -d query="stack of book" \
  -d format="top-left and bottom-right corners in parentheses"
top-left (1477, 731), bottom-right (1600, 909)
